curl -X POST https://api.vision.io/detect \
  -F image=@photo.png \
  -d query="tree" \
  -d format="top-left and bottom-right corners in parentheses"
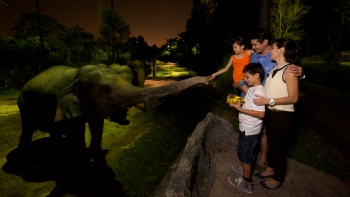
top-left (324, 0), bottom-right (350, 65)
top-left (269, 0), bottom-right (311, 41)
top-left (99, 6), bottom-right (130, 64)
top-left (0, 0), bottom-right (8, 9)
top-left (63, 25), bottom-right (95, 65)
top-left (11, 13), bottom-right (65, 39)
top-left (184, 0), bottom-right (258, 75)
top-left (35, 0), bottom-right (45, 60)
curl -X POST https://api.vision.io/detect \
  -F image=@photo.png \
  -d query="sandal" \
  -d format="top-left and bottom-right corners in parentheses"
top-left (255, 160), bottom-right (267, 172)
top-left (259, 180), bottom-right (282, 189)
top-left (255, 172), bottom-right (273, 179)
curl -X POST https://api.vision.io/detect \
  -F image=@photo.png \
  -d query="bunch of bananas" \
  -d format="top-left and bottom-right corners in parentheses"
top-left (226, 94), bottom-right (245, 105)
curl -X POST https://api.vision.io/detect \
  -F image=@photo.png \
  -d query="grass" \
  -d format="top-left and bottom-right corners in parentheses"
top-left (148, 62), bottom-right (197, 79)
top-left (1, 60), bottom-right (350, 196)
top-left (289, 125), bottom-right (350, 180)
top-left (111, 98), bottom-right (202, 196)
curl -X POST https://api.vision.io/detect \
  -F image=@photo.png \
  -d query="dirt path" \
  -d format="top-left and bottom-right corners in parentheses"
top-left (209, 135), bottom-right (350, 197)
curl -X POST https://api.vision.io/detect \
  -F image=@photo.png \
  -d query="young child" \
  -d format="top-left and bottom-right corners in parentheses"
top-left (227, 62), bottom-right (266, 193)
top-left (210, 36), bottom-right (254, 97)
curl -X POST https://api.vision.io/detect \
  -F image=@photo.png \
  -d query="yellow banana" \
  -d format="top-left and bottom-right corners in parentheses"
top-left (226, 94), bottom-right (245, 105)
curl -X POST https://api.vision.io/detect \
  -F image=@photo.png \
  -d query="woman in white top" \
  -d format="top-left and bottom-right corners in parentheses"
top-left (253, 38), bottom-right (299, 189)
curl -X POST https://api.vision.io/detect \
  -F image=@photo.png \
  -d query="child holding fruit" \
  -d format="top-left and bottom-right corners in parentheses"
top-left (227, 62), bottom-right (266, 194)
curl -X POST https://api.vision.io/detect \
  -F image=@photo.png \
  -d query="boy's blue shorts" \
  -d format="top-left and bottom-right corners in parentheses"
top-left (237, 131), bottom-right (259, 164)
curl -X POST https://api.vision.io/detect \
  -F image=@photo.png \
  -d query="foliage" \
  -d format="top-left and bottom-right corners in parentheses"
top-left (183, 0), bottom-right (258, 75)
top-left (0, 0), bottom-right (8, 8)
top-left (62, 25), bottom-right (96, 66)
top-left (301, 0), bottom-right (350, 63)
top-left (0, 13), bottom-right (100, 91)
top-left (270, 0), bottom-right (311, 41)
top-left (323, 0), bottom-right (350, 65)
top-left (11, 13), bottom-right (65, 39)
top-left (99, 6), bottom-right (131, 64)
top-left (301, 58), bottom-right (350, 91)
top-left (126, 36), bottom-right (158, 62)
top-left (289, 125), bottom-right (350, 181)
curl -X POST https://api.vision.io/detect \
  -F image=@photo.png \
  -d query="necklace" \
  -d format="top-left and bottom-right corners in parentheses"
top-left (272, 63), bottom-right (290, 78)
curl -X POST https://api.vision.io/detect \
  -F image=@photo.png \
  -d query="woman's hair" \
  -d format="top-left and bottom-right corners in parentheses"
top-left (243, 62), bottom-right (265, 82)
top-left (274, 38), bottom-right (300, 65)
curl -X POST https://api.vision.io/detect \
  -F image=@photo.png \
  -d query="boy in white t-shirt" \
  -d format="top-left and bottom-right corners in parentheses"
top-left (228, 62), bottom-right (266, 193)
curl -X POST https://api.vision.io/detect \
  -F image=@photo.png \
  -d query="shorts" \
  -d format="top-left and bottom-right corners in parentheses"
top-left (237, 131), bottom-right (259, 164)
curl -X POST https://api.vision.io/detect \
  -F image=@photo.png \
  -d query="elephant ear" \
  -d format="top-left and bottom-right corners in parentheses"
top-left (54, 82), bottom-right (82, 122)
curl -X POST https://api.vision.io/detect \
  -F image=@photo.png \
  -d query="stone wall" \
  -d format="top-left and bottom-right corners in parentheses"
top-left (153, 112), bottom-right (235, 197)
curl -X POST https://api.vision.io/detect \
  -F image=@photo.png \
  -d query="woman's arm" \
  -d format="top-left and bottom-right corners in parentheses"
top-left (281, 70), bottom-right (299, 104)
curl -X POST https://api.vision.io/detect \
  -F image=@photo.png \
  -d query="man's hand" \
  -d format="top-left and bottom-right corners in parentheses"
top-left (287, 64), bottom-right (303, 77)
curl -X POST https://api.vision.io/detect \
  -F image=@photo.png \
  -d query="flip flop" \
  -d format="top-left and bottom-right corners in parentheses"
top-left (255, 172), bottom-right (273, 179)
top-left (259, 180), bottom-right (282, 189)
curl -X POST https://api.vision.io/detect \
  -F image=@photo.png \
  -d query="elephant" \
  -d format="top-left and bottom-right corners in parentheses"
top-left (109, 60), bottom-right (151, 88)
top-left (126, 60), bottom-right (151, 88)
top-left (17, 64), bottom-right (209, 160)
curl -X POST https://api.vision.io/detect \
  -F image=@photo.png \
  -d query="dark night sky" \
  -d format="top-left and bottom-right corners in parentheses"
top-left (0, 0), bottom-right (193, 47)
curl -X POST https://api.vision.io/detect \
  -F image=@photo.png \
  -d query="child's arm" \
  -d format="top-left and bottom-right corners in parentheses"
top-left (230, 102), bottom-right (265, 119)
top-left (210, 57), bottom-right (233, 79)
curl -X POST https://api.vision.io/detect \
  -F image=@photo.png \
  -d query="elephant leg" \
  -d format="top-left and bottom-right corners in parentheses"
top-left (18, 110), bottom-right (37, 149)
top-left (88, 117), bottom-right (105, 159)
top-left (70, 121), bottom-right (86, 152)
top-left (62, 118), bottom-right (86, 153)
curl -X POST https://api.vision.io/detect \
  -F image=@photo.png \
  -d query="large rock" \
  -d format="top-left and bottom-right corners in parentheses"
top-left (153, 112), bottom-right (236, 197)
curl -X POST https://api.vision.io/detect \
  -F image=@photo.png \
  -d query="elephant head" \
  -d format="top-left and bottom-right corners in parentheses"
top-left (126, 60), bottom-right (151, 88)
top-left (18, 64), bottom-right (209, 159)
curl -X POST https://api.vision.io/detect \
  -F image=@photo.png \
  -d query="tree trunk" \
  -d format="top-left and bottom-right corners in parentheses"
top-left (36, 0), bottom-right (45, 63)
top-left (259, 0), bottom-right (271, 28)
top-left (152, 57), bottom-right (156, 78)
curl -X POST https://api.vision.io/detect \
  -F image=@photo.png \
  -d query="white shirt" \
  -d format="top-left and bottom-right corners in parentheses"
top-left (239, 85), bottom-right (266, 135)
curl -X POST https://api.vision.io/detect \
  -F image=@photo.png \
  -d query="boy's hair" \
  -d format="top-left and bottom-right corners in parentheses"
top-left (243, 62), bottom-right (265, 82)
top-left (250, 28), bottom-right (273, 45)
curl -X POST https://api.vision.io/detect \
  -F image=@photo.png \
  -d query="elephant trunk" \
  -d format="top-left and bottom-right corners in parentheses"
top-left (121, 76), bottom-right (209, 106)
